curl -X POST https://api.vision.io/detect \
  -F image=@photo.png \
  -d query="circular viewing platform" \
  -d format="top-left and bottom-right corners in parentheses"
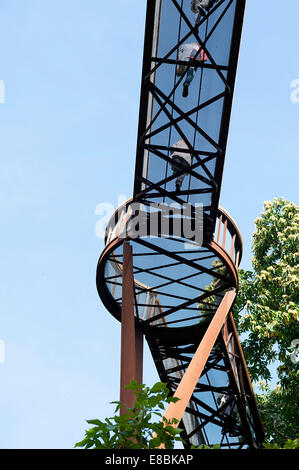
top-left (96, 199), bottom-right (242, 332)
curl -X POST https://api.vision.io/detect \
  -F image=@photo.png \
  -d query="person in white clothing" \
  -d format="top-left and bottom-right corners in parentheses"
top-left (191, 0), bottom-right (220, 25)
top-left (217, 386), bottom-right (240, 437)
top-left (176, 42), bottom-right (206, 97)
top-left (170, 139), bottom-right (192, 192)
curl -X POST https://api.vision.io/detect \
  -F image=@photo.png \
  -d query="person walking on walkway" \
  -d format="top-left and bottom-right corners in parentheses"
top-left (170, 139), bottom-right (192, 192)
top-left (176, 42), bottom-right (206, 97)
top-left (191, 0), bottom-right (220, 25)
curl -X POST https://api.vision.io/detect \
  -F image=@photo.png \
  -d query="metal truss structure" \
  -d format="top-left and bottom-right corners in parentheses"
top-left (96, 0), bottom-right (265, 449)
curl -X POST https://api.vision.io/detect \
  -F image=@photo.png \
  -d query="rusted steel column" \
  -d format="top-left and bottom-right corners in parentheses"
top-left (162, 289), bottom-right (236, 427)
top-left (135, 327), bottom-right (144, 385)
top-left (120, 241), bottom-right (138, 414)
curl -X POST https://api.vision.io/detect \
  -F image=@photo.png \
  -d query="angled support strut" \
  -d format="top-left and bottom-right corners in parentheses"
top-left (162, 288), bottom-right (236, 427)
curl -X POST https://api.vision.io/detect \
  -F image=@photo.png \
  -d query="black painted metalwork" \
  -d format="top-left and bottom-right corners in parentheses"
top-left (96, 0), bottom-right (265, 449)
top-left (134, 0), bottom-right (246, 238)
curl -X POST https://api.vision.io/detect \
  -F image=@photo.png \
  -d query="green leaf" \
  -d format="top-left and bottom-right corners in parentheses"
top-left (150, 382), bottom-right (167, 394)
top-left (167, 396), bottom-right (180, 403)
top-left (86, 419), bottom-right (103, 426)
top-left (149, 437), bottom-right (161, 448)
top-left (75, 380), bottom-right (184, 449)
top-left (74, 439), bottom-right (88, 448)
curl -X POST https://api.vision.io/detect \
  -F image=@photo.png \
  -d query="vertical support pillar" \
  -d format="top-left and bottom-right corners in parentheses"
top-left (120, 241), bottom-right (143, 414)
top-left (135, 327), bottom-right (144, 385)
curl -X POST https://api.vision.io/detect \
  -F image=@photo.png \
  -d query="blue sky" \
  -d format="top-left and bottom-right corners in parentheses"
top-left (0, 0), bottom-right (298, 448)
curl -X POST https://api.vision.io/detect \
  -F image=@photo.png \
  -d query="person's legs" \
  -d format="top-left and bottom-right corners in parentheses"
top-left (171, 165), bottom-right (182, 191)
top-left (183, 65), bottom-right (196, 97)
top-left (195, 6), bottom-right (205, 24)
top-left (185, 66), bottom-right (196, 85)
top-left (175, 172), bottom-right (185, 191)
top-left (194, 0), bottom-right (213, 23)
top-left (223, 401), bottom-right (240, 437)
top-left (176, 64), bottom-right (186, 77)
top-left (194, 11), bottom-right (200, 24)
top-left (172, 156), bottom-right (190, 191)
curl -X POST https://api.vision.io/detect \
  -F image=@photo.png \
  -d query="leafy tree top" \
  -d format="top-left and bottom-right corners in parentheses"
top-left (75, 381), bottom-right (183, 449)
top-left (233, 198), bottom-right (299, 444)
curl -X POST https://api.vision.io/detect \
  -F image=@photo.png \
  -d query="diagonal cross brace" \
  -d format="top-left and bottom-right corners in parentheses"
top-left (161, 289), bottom-right (236, 430)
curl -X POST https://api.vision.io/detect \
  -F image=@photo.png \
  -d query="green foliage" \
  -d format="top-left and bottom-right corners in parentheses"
top-left (233, 198), bottom-right (299, 384)
top-left (232, 198), bottom-right (299, 443)
top-left (75, 380), bottom-right (184, 449)
top-left (263, 437), bottom-right (299, 449)
top-left (75, 198), bottom-right (299, 450)
top-left (191, 444), bottom-right (221, 449)
top-left (255, 382), bottom-right (299, 446)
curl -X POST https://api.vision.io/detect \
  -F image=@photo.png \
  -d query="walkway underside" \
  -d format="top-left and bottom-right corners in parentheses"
top-left (97, 208), bottom-right (265, 447)
top-left (146, 311), bottom-right (262, 448)
top-left (134, 0), bottom-right (247, 240)
top-left (96, 0), bottom-right (265, 449)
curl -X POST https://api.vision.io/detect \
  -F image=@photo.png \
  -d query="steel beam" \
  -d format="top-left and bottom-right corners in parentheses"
top-left (120, 241), bottom-right (143, 413)
top-left (162, 289), bottom-right (236, 427)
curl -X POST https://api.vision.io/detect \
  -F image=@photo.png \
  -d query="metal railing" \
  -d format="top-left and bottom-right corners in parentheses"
top-left (105, 199), bottom-right (242, 271)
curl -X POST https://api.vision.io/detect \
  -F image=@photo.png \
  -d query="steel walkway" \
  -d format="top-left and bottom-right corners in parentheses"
top-left (96, 0), bottom-right (265, 449)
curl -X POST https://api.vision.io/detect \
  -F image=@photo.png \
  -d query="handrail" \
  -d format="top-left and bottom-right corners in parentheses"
top-left (104, 198), bottom-right (242, 270)
top-left (216, 206), bottom-right (243, 267)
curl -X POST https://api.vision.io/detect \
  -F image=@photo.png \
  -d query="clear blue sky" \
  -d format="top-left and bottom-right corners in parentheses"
top-left (0, 0), bottom-right (298, 448)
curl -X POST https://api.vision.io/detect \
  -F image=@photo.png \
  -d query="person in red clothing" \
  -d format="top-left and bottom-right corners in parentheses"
top-left (176, 42), bottom-right (207, 97)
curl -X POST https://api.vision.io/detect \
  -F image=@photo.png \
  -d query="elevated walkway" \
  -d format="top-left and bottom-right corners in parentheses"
top-left (96, 0), bottom-right (265, 448)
